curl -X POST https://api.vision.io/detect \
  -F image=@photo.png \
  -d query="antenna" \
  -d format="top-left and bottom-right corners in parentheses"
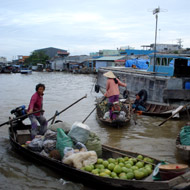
top-left (148, 7), bottom-right (167, 14)
top-left (153, 7), bottom-right (160, 15)
top-left (148, 6), bottom-right (167, 72)
top-left (176, 38), bottom-right (183, 49)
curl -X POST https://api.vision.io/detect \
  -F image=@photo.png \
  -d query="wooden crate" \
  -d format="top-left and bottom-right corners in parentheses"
top-left (16, 130), bottom-right (31, 145)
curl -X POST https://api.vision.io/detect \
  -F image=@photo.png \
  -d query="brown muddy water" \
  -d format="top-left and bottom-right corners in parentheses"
top-left (0, 72), bottom-right (189, 190)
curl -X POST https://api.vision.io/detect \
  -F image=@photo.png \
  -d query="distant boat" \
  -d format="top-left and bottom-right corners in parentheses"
top-left (1, 65), bottom-right (12, 73)
top-left (12, 65), bottom-right (21, 73)
top-left (20, 69), bottom-right (32, 74)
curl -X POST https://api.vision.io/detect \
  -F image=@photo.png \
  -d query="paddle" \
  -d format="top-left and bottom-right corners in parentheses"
top-left (158, 103), bottom-right (190, 126)
top-left (51, 110), bottom-right (59, 125)
top-left (82, 96), bottom-right (106, 123)
top-left (0, 110), bottom-right (44, 127)
top-left (47, 94), bottom-right (87, 123)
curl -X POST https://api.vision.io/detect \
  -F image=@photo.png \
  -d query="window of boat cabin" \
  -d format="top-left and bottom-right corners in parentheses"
top-left (156, 57), bottom-right (161, 65)
top-left (168, 58), bottom-right (173, 66)
top-left (161, 58), bottom-right (167, 66)
top-left (155, 57), bottom-right (169, 66)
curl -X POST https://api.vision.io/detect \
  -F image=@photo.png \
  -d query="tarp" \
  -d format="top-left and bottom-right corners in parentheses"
top-left (180, 126), bottom-right (190, 145)
top-left (125, 59), bottom-right (149, 69)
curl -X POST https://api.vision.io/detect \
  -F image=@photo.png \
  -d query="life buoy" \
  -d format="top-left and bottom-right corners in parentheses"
top-left (136, 89), bottom-right (148, 102)
top-left (55, 120), bottom-right (63, 123)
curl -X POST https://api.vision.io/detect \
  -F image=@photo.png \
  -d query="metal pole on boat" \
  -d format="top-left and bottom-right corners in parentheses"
top-left (153, 7), bottom-right (160, 72)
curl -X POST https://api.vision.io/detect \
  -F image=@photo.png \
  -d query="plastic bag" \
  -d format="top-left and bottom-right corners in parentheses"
top-left (117, 111), bottom-right (126, 121)
top-left (85, 132), bottom-right (102, 157)
top-left (56, 128), bottom-right (73, 158)
top-left (103, 112), bottom-right (110, 120)
top-left (62, 151), bottom-right (97, 169)
top-left (44, 129), bottom-right (57, 140)
top-left (63, 147), bottom-right (74, 158)
top-left (40, 150), bottom-right (49, 157)
top-left (28, 137), bottom-right (44, 152)
top-left (68, 122), bottom-right (90, 144)
top-left (43, 139), bottom-right (56, 153)
top-left (49, 121), bottom-right (72, 133)
top-left (75, 142), bottom-right (87, 151)
top-left (71, 122), bottom-right (90, 130)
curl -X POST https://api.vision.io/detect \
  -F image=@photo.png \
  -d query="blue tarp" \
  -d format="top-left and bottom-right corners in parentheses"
top-left (125, 59), bottom-right (149, 69)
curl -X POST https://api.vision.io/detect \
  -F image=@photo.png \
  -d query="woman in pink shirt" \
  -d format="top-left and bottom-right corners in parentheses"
top-left (28, 83), bottom-right (47, 139)
top-left (104, 71), bottom-right (127, 120)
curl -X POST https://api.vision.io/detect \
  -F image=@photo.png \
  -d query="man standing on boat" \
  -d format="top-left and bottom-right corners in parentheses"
top-left (27, 83), bottom-right (48, 139)
top-left (103, 71), bottom-right (127, 121)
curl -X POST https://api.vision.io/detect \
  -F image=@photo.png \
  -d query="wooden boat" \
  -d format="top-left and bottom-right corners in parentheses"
top-left (96, 99), bottom-right (131, 127)
top-left (131, 102), bottom-right (190, 118)
top-left (176, 133), bottom-right (190, 161)
top-left (9, 121), bottom-right (190, 190)
top-left (20, 69), bottom-right (32, 74)
top-left (140, 102), bottom-right (177, 117)
top-left (1, 65), bottom-right (12, 73)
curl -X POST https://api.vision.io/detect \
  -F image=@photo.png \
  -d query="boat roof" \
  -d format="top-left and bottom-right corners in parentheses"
top-left (95, 56), bottom-right (126, 61)
top-left (149, 53), bottom-right (190, 59)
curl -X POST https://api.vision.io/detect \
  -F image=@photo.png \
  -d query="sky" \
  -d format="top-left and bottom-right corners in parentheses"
top-left (0, 0), bottom-right (190, 61)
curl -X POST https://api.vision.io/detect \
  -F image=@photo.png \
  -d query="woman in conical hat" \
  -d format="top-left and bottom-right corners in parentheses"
top-left (103, 71), bottom-right (127, 120)
top-left (103, 71), bottom-right (116, 78)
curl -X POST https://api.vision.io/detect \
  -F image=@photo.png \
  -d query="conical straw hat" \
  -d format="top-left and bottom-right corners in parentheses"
top-left (103, 71), bottom-right (116, 78)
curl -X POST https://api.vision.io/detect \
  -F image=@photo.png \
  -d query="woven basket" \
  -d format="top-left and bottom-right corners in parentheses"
top-left (159, 164), bottom-right (188, 180)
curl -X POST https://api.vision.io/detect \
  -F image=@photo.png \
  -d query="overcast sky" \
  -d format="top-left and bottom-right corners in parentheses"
top-left (0, 0), bottom-right (190, 61)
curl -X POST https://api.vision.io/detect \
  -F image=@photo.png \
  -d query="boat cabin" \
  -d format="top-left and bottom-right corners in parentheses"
top-left (148, 53), bottom-right (190, 77)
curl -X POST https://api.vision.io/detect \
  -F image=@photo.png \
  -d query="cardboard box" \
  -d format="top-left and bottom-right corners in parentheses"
top-left (16, 130), bottom-right (31, 145)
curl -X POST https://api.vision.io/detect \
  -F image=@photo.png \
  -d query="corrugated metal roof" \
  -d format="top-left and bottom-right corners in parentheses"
top-left (95, 56), bottom-right (126, 61)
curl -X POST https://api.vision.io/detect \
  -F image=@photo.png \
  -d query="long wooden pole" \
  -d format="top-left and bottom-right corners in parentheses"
top-left (82, 96), bottom-right (106, 123)
top-left (158, 103), bottom-right (190, 126)
top-left (47, 94), bottom-right (87, 122)
top-left (0, 110), bottom-right (44, 127)
top-left (82, 107), bottom-right (97, 123)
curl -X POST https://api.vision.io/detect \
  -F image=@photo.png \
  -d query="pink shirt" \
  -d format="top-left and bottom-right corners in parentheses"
top-left (28, 92), bottom-right (43, 116)
top-left (104, 78), bottom-right (126, 98)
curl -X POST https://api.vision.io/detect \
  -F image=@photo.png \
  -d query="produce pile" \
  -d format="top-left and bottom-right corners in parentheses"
top-left (98, 100), bottom-right (127, 121)
top-left (98, 100), bottom-right (109, 114)
top-left (81, 155), bottom-right (154, 180)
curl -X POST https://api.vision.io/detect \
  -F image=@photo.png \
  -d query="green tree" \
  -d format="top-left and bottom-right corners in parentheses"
top-left (173, 50), bottom-right (179, 54)
top-left (24, 51), bottom-right (49, 66)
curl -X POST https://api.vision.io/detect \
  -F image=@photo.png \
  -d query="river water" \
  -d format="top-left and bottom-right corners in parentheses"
top-left (0, 72), bottom-right (189, 190)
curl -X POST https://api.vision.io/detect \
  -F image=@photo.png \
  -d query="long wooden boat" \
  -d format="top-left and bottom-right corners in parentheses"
top-left (20, 69), bottom-right (32, 74)
top-left (98, 88), bottom-right (189, 118)
top-left (9, 121), bottom-right (190, 190)
top-left (176, 133), bottom-right (190, 161)
top-left (1, 65), bottom-right (12, 73)
top-left (96, 99), bottom-right (131, 127)
top-left (139, 102), bottom-right (177, 117)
